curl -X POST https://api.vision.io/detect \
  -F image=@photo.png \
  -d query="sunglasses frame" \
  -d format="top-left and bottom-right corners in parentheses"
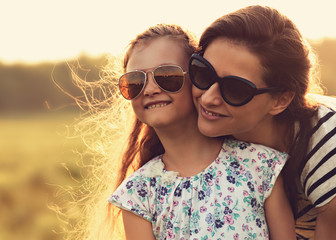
top-left (189, 54), bottom-right (278, 106)
top-left (119, 65), bottom-right (187, 100)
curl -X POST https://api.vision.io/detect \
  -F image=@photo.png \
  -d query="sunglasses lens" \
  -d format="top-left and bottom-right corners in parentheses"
top-left (190, 58), bottom-right (215, 89)
top-left (154, 66), bottom-right (184, 92)
top-left (119, 72), bottom-right (145, 100)
top-left (221, 77), bottom-right (255, 105)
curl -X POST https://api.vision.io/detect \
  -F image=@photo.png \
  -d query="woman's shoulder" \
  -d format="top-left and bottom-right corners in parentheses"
top-left (311, 101), bottom-right (336, 137)
top-left (317, 95), bottom-right (336, 113)
top-left (310, 94), bottom-right (336, 111)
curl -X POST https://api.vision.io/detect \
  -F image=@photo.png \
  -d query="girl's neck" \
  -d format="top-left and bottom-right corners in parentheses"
top-left (156, 121), bottom-right (223, 177)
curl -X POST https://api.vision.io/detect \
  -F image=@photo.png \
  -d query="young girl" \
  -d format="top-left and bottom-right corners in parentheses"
top-left (189, 5), bottom-right (336, 239)
top-left (108, 24), bottom-right (295, 239)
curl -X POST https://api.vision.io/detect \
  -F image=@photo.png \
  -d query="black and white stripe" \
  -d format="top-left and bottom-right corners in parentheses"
top-left (301, 104), bottom-right (336, 207)
top-left (296, 101), bottom-right (336, 239)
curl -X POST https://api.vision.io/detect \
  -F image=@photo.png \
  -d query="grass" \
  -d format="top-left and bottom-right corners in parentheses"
top-left (0, 112), bottom-right (87, 240)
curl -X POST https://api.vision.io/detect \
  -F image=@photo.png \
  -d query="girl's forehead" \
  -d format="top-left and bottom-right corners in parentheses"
top-left (127, 38), bottom-right (188, 71)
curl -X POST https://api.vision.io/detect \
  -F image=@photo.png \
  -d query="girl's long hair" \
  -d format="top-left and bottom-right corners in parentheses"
top-left (116, 23), bottom-right (197, 190)
top-left (63, 23), bottom-right (197, 240)
top-left (198, 5), bottom-right (324, 218)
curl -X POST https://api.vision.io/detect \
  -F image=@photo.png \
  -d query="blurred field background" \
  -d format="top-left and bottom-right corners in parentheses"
top-left (0, 39), bottom-right (335, 240)
top-left (0, 54), bottom-right (107, 240)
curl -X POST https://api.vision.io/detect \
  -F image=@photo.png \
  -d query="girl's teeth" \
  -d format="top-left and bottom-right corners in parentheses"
top-left (147, 103), bottom-right (168, 109)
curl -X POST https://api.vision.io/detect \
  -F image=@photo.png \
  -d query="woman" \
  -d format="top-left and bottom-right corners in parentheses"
top-left (189, 5), bottom-right (336, 239)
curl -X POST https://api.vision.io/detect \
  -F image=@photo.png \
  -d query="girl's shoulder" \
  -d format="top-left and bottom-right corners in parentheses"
top-left (110, 156), bottom-right (164, 199)
top-left (221, 138), bottom-right (288, 162)
top-left (220, 138), bottom-right (287, 200)
top-left (131, 155), bottom-right (164, 178)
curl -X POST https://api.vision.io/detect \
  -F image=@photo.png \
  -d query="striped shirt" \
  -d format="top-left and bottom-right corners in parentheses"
top-left (296, 99), bottom-right (336, 239)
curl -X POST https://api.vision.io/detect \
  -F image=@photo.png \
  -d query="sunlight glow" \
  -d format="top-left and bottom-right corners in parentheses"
top-left (1, 0), bottom-right (336, 63)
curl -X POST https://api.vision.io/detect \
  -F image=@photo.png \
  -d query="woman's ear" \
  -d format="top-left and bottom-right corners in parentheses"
top-left (269, 91), bottom-right (295, 115)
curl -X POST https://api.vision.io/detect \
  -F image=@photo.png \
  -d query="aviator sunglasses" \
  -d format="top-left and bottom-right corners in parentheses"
top-left (119, 65), bottom-right (186, 100)
top-left (189, 54), bottom-right (279, 106)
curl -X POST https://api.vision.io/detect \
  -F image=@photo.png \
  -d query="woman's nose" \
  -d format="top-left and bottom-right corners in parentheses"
top-left (201, 83), bottom-right (224, 106)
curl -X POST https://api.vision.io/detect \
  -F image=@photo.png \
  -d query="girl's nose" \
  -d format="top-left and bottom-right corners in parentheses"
top-left (143, 72), bottom-right (162, 97)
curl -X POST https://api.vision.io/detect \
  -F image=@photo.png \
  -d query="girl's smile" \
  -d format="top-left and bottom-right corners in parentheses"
top-left (145, 101), bottom-right (171, 110)
top-left (128, 37), bottom-right (195, 130)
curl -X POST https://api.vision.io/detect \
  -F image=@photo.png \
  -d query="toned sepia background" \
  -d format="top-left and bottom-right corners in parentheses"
top-left (1, 0), bottom-right (335, 239)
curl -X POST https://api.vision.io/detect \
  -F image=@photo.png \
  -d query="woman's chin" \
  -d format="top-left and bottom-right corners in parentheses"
top-left (198, 124), bottom-right (224, 138)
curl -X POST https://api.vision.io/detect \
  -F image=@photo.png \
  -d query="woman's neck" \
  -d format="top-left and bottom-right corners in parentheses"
top-left (233, 117), bottom-right (290, 153)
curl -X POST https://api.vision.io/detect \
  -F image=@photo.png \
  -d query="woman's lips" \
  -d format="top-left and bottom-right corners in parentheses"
top-left (200, 105), bottom-right (227, 120)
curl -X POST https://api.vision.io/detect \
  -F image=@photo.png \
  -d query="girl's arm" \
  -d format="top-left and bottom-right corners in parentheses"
top-left (122, 209), bottom-right (155, 240)
top-left (265, 174), bottom-right (296, 240)
top-left (315, 197), bottom-right (336, 239)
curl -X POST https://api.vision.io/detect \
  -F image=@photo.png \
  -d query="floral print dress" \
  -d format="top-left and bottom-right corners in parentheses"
top-left (109, 139), bottom-right (287, 240)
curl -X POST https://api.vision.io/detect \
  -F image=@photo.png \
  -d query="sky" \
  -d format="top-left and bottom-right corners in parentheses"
top-left (1, 0), bottom-right (336, 63)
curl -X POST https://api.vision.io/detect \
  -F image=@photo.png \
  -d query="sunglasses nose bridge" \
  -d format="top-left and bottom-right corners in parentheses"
top-left (142, 70), bottom-right (161, 95)
top-left (145, 70), bottom-right (157, 86)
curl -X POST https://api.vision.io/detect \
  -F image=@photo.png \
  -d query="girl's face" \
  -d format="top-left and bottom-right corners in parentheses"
top-left (127, 37), bottom-right (195, 130)
top-left (192, 38), bottom-right (278, 141)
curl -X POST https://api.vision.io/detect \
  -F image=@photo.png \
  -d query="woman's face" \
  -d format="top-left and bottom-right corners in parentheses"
top-left (192, 38), bottom-right (278, 141)
top-left (127, 37), bottom-right (196, 130)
